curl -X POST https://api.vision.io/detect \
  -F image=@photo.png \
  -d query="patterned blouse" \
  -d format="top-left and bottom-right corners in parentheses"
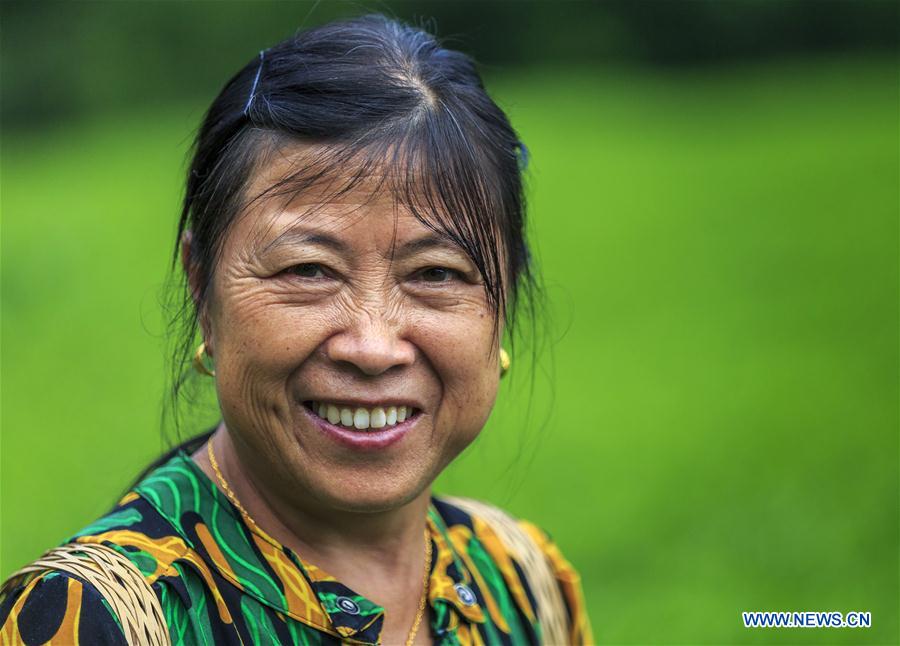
top-left (0, 450), bottom-right (593, 645)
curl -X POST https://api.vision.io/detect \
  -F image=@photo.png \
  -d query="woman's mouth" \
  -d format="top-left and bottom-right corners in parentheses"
top-left (302, 401), bottom-right (420, 431)
top-left (301, 401), bottom-right (422, 451)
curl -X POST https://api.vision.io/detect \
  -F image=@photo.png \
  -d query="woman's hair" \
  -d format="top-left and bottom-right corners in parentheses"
top-left (165, 13), bottom-right (542, 441)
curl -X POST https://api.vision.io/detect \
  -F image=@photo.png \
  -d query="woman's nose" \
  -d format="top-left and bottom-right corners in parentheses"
top-left (323, 314), bottom-right (416, 376)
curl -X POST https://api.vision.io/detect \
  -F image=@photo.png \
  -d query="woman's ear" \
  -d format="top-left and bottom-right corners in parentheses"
top-left (181, 230), bottom-right (214, 352)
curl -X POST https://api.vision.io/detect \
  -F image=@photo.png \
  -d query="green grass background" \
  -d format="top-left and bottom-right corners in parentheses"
top-left (2, 57), bottom-right (897, 644)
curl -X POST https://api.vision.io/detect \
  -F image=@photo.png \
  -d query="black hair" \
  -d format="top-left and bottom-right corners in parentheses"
top-left (148, 13), bottom-right (543, 476)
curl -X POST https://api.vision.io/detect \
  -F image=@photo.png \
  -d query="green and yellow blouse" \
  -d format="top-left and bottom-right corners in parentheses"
top-left (0, 450), bottom-right (593, 645)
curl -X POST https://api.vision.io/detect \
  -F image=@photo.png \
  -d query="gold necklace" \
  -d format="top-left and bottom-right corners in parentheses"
top-left (206, 441), bottom-right (432, 645)
top-left (406, 528), bottom-right (432, 646)
top-left (206, 440), bottom-right (262, 529)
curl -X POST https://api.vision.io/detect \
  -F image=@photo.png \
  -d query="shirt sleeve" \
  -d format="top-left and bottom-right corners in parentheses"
top-left (517, 519), bottom-right (596, 645)
top-left (0, 570), bottom-right (128, 645)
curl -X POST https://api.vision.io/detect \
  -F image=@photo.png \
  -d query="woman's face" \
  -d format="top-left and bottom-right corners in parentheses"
top-left (201, 146), bottom-right (504, 513)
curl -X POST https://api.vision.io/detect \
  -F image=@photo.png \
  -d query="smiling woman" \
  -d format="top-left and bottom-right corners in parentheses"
top-left (199, 161), bottom-right (505, 518)
top-left (0, 13), bottom-right (593, 646)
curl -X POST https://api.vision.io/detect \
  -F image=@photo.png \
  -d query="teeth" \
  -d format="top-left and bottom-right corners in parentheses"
top-left (308, 401), bottom-right (415, 431)
top-left (327, 405), bottom-right (340, 425)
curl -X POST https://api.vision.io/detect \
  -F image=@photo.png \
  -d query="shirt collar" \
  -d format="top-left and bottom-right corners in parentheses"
top-left (133, 451), bottom-right (486, 643)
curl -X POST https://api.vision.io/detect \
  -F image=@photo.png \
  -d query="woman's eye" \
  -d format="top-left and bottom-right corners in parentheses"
top-left (418, 267), bottom-right (459, 283)
top-left (287, 263), bottom-right (326, 279)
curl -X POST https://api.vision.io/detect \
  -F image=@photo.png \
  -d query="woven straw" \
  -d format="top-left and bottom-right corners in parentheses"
top-left (442, 496), bottom-right (570, 645)
top-left (2, 543), bottom-right (170, 646)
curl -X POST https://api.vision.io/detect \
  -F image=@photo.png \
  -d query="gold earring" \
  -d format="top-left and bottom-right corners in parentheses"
top-left (499, 347), bottom-right (511, 378)
top-left (193, 341), bottom-right (215, 377)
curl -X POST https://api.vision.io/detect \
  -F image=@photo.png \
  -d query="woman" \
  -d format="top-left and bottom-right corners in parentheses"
top-left (0, 14), bottom-right (593, 645)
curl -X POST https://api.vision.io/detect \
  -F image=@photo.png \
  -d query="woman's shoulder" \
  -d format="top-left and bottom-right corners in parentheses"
top-left (63, 451), bottom-right (205, 573)
top-left (0, 464), bottom-right (194, 645)
top-left (0, 497), bottom-right (169, 645)
top-left (431, 493), bottom-right (574, 567)
top-left (0, 567), bottom-right (129, 645)
top-left (63, 490), bottom-right (194, 579)
top-left (431, 494), bottom-right (595, 645)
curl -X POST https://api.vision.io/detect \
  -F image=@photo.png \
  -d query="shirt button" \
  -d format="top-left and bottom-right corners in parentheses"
top-left (454, 583), bottom-right (477, 606)
top-left (336, 596), bottom-right (360, 615)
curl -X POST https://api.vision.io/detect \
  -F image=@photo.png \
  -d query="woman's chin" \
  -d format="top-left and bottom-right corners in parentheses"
top-left (311, 475), bottom-right (428, 514)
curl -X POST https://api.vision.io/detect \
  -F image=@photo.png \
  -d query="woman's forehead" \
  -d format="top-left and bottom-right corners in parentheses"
top-left (239, 181), bottom-right (433, 249)
top-left (248, 138), bottom-right (416, 203)
top-left (236, 143), bottom-right (445, 248)
top-left (256, 203), bottom-right (435, 255)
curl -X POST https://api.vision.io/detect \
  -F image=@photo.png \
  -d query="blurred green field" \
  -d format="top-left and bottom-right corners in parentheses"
top-left (2, 56), bottom-right (897, 644)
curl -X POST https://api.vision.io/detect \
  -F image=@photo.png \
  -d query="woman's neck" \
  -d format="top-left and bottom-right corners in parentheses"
top-left (191, 424), bottom-right (433, 586)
